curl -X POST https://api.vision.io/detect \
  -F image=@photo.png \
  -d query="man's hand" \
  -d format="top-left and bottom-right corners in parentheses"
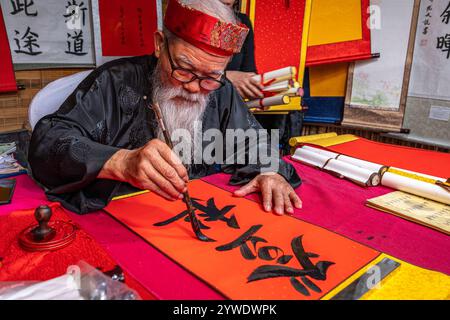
top-left (234, 173), bottom-right (302, 215)
top-left (226, 71), bottom-right (264, 100)
top-left (98, 139), bottom-right (188, 200)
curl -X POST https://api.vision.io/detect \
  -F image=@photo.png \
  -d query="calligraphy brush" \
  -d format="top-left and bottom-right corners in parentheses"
top-left (151, 102), bottom-right (215, 242)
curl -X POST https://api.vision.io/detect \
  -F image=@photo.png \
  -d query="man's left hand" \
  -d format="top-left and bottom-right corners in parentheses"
top-left (234, 174), bottom-right (302, 215)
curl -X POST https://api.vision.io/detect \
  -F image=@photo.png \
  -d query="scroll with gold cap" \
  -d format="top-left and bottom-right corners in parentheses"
top-left (246, 95), bottom-right (290, 109)
top-left (381, 168), bottom-right (450, 205)
top-left (292, 146), bottom-right (381, 187)
top-left (251, 66), bottom-right (297, 86)
top-left (284, 87), bottom-right (304, 97)
top-left (301, 145), bottom-right (387, 175)
top-left (263, 80), bottom-right (300, 93)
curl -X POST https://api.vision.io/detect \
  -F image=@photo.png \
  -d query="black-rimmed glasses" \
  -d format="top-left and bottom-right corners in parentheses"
top-left (164, 38), bottom-right (226, 91)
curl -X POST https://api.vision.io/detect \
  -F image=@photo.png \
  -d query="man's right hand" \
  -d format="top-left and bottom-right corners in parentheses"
top-left (98, 139), bottom-right (188, 200)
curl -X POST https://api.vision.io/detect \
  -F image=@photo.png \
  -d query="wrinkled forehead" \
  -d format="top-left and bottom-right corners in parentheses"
top-left (167, 36), bottom-right (229, 76)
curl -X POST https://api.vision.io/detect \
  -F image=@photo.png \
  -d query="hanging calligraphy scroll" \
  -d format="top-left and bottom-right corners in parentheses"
top-left (306, 0), bottom-right (374, 66)
top-left (409, 0), bottom-right (450, 101)
top-left (105, 180), bottom-right (380, 300)
top-left (342, 0), bottom-right (420, 131)
top-left (91, 0), bottom-right (162, 66)
top-left (395, 0), bottom-right (450, 147)
top-left (0, 0), bottom-right (94, 65)
top-left (0, 5), bottom-right (16, 93)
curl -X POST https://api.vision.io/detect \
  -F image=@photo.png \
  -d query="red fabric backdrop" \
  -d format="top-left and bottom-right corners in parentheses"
top-left (0, 6), bottom-right (17, 93)
top-left (0, 203), bottom-right (155, 299)
top-left (253, 0), bottom-right (306, 73)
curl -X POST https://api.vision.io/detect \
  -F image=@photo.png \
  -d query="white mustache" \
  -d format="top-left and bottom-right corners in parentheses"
top-left (151, 60), bottom-right (210, 166)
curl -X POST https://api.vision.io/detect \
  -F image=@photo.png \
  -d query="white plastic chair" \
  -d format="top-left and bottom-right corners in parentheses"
top-left (29, 70), bottom-right (93, 130)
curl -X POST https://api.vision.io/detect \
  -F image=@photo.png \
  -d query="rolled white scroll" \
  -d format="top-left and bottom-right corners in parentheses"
top-left (301, 145), bottom-right (339, 159)
top-left (324, 159), bottom-right (381, 186)
top-left (284, 87), bottom-right (304, 97)
top-left (292, 147), bottom-right (381, 186)
top-left (246, 95), bottom-right (290, 109)
top-left (302, 145), bottom-right (387, 175)
top-left (263, 80), bottom-right (291, 93)
top-left (292, 147), bottom-right (331, 168)
top-left (252, 66), bottom-right (297, 85)
top-left (381, 172), bottom-right (450, 205)
top-left (336, 155), bottom-right (387, 175)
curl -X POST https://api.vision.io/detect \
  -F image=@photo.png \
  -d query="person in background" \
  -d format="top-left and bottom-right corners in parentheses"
top-left (221, 0), bottom-right (264, 100)
top-left (221, 0), bottom-right (304, 155)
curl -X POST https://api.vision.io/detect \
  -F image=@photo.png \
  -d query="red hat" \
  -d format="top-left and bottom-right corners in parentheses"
top-left (164, 0), bottom-right (249, 57)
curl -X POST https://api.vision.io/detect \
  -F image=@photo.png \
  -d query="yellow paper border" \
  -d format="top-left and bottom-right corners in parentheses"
top-left (322, 254), bottom-right (450, 300)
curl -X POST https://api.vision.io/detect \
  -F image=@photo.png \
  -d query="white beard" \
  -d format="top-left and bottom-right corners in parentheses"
top-left (151, 61), bottom-right (210, 143)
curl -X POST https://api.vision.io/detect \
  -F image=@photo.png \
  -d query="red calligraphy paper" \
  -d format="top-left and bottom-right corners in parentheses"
top-left (98, 0), bottom-right (157, 56)
top-left (105, 180), bottom-right (380, 300)
top-left (252, 0), bottom-right (307, 74)
top-left (0, 6), bottom-right (17, 93)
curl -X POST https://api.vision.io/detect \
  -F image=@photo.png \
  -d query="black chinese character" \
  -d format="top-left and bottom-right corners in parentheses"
top-left (216, 225), bottom-right (292, 263)
top-left (154, 197), bottom-right (239, 229)
top-left (63, 0), bottom-right (88, 27)
top-left (65, 30), bottom-right (87, 56)
top-left (441, 2), bottom-right (450, 24)
top-left (437, 34), bottom-right (450, 59)
top-left (9, 0), bottom-right (37, 16)
top-left (247, 235), bottom-right (335, 297)
top-left (217, 225), bottom-right (335, 296)
top-left (14, 27), bottom-right (42, 56)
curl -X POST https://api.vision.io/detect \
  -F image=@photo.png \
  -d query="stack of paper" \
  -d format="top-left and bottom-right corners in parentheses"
top-left (246, 66), bottom-right (303, 110)
top-left (0, 142), bottom-right (26, 178)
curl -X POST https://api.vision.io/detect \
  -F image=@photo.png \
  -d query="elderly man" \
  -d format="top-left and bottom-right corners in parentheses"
top-left (28, 0), bottom-right (302, 215)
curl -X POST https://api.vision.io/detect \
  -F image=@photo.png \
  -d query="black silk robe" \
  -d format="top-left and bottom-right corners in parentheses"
top-left (29, 55), bottom-right (301, 214)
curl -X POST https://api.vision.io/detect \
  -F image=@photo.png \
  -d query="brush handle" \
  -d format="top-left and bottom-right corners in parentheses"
top-left (151, 103), bottom-right (215, 242)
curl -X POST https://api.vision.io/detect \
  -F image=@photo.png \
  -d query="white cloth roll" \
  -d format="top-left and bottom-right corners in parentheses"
top-left (301, 145), bottom-right (339, 159)
top-left (337, 155), bottom-right (386, 174)
top-left (292, 148), bottom-right (331, 168)
top-left (252, 67), bottom-right (296, 84)
top-left (325, 159), bottom-right (380, 186)
top-left (302, 145), bottom-right (386, 174)
top-left (382, 172), bottom-right (450, 205)
top-left (284, 87), bottom-right (303, 97)
top-left (263, 80), bottom-right (291, 92)
top-left (246, 95), bottom-right (290, 109)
